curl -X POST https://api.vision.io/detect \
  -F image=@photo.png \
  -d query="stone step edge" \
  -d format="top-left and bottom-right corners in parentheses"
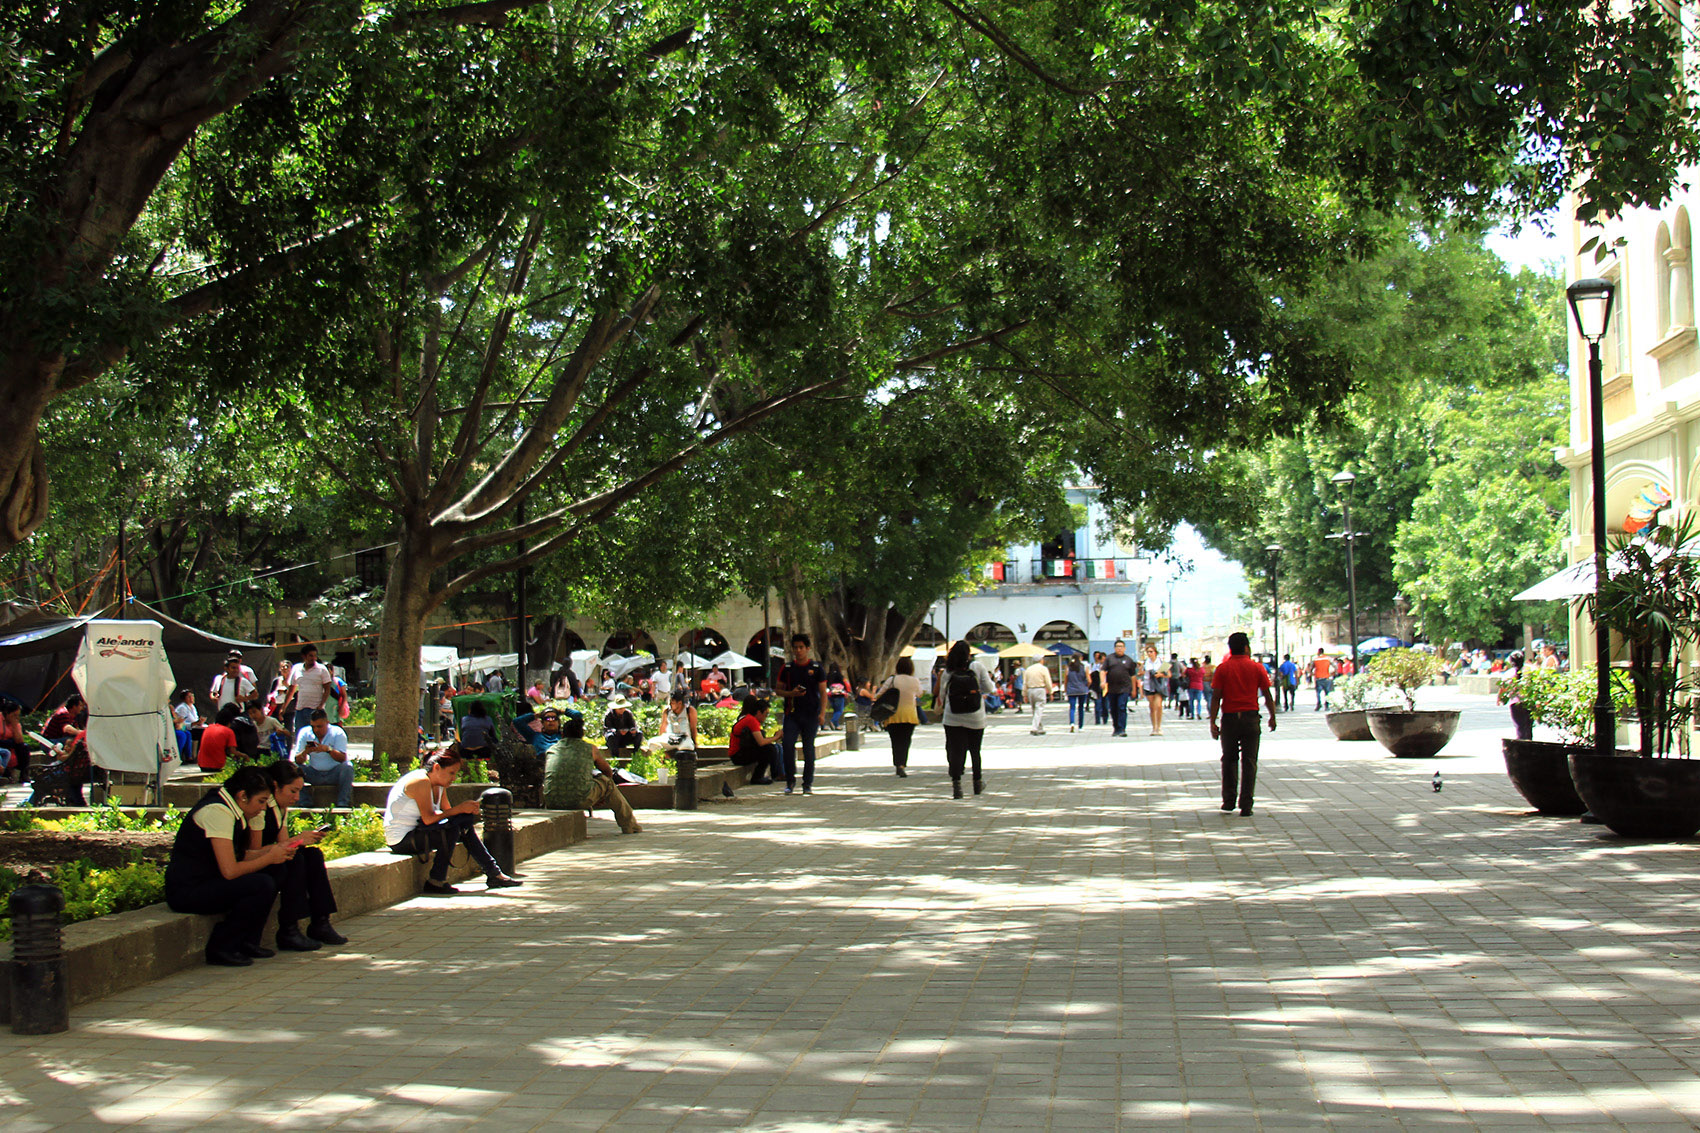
top-left (0, 809), bottom-right (586, 1023)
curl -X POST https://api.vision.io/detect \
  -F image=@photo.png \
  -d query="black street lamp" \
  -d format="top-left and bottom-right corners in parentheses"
top-left (1331, 471), bottom-right (1361, 675)
top-left (1567, 275), bottom-right (1617, 762)
top-left (1266, 542), bottom-right (1283, 681)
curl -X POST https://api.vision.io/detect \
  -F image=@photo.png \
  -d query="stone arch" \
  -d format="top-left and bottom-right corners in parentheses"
top-left (964, 621), bottom-right (1017, 647)
top-left (1033, 619), bottom-right (1088, 650)
top-left (600, 629), bottom-right (657, 656)
top-left (429, 627), bottom-right (499, 654)
top-left (552, 628), bottom-right (587, 662)
top-left (1582, 459), bottom-right (1675, 537)
top-left (910, 622), bottom-right (946, 647)
top-left (677, 627), bottom-right (730, 657)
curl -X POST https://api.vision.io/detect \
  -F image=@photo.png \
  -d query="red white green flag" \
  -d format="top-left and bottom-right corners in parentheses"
top-left (982, 562), bottom-right (1005, 581)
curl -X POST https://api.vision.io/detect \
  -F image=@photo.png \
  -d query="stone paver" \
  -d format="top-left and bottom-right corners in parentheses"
top-left (5, 689), bottom-right (1700, 1130)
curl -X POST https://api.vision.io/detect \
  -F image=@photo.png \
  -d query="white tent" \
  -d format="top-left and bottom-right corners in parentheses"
top-left (710, 649), bottom-right (761, 670)
top-left (568, 649), bottom-right (600, 680)
top-left (420, 645), bottom-right (461, 674)
top-left (73, 620), bottom-right (174, 775)
top-left (602, 653), bottom-right (654, 678)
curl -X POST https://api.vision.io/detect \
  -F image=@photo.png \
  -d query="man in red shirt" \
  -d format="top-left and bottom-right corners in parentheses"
top-left (1210, 632), bottom-right (1278, 816)
top-left (197, 703), bottom-right (242, 772)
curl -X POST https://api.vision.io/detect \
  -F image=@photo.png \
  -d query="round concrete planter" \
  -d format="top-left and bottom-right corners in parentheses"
top-left (1501, 739), bottom-right (1587, 815)
top-left (1325, 710), bottom-right (1375, 742)
top-left (1568, 751), bottom-right (1700, 839)
top-left (1366, 708), bottom-right (1461, 758)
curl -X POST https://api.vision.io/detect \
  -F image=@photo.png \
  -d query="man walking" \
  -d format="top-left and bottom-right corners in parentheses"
top-left (1278, 653), bottom-right (1298, 712)
top-left (1101, 640), bottom-right (1139, 737)
top-left (1312, 649), bottom-right (1334, 710)
top-left (1023, 658), bottom-right (1054, 735)
top-left (775, 633), bottom-right (827, 795)
top-left (1209, 632), bottom-right (1277, 817)
top-left (286, 645), bottom-right (338, 733)
top-left (1091, 652), bottom-right (1109, 726)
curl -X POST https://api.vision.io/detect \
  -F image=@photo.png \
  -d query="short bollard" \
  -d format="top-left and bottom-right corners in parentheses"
top-left (479, 788), bottom-right (515, 876)
top-left (10, 884), bottom-right (68, 1035)
top-left (844, 713), bottom-right (861, 752)
top-left (673, 747), bottom-right (698, 811)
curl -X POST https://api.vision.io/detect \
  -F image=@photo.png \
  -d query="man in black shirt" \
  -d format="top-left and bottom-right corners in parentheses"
top-left (1101, 639), bottom-right (1139, 737)
top-left (775, 633), bottom-right (828, 795)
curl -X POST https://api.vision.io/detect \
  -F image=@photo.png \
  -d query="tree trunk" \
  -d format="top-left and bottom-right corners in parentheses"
top-left (373, 528), bottom-right (441, 764)
top-left (0, 365), bottom-right (55, 552)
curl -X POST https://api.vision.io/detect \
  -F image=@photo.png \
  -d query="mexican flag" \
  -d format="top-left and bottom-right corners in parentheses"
top-left (982, 562), bottom-right (1006, 581)
top-left (1080, 559), bottom-right (1115, 579)
top-left (1048, 559), bottom-right (1073, 578)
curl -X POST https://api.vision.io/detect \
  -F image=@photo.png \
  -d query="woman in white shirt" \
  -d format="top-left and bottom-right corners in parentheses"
top-left (875, 657), bottom-right (924, 778)
top-left (383, 749), bottom-right (521, 896)
top-left (1142, 644), bottom-right (1167, 736)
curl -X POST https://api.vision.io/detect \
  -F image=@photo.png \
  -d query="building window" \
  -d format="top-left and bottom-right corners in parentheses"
top-left (354, 548), bottom-right (386, 591)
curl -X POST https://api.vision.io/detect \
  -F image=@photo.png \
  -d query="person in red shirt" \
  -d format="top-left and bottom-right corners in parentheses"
top-left (198, 703), bottom-right (242, 772)
top-left (726, 697), bottom-right (778, 785)
top-left (1210, 632), bottom-right (1278, 817)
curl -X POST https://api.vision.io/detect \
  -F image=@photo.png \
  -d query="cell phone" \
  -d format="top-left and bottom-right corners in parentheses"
top-left (315, 823), bottom-right (334, 834)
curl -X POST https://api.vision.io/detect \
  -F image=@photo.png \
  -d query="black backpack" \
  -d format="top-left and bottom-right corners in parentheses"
top-left (947, 669), bottom-right (982, 714)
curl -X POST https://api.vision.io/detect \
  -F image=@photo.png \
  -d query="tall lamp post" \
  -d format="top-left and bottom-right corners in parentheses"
top-left (1568, 276), bottom-right (1618, 761)
top-left (1266, 542), bottom-right (1283, 667)
top-left (1331, 471), bottom-right (1361, 675)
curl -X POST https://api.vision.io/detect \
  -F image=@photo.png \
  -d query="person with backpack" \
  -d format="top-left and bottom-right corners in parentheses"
top-left (934, 641), bottom-right (996, 799)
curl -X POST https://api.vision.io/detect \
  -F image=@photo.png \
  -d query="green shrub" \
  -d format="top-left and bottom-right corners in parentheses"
top-left (345, 696), bottom-right (376, 726)
top-left (313, 806), bottom-right (388, 861)
top-left (1364, 648), bottom-right (1444, 711)
top-left (1327, 674), bottom-right (1401, 712)
top-left (0, 857), bottom-right (167, 942)
top-left (1500, 666), bottom-right (1635, 745)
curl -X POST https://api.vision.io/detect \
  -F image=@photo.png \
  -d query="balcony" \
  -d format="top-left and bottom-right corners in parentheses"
top-left (1026, 557), bottom-right (1138, 583)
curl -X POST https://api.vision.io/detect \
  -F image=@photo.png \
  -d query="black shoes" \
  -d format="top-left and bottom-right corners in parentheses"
top-left (239, 942), bottom-right (276, 959)
top-left (486, 874), bottom-right (523, 889)
top-left (895, 767), bottom-right (907, 778)
top-left (1240, 808), bottom-right (1253, 817)
top-left (1221, 803), bottom-right (1234, 812)
top-left (205, 947), bottom-right (252, 967)
top-left (973, 779), bottom-right (984, 795)
top-left (423, 880), bottom-right (459, 896)
top-left (277, 924), bottom-right (321, 952)
top-left (952, 780), bottom-right (964, 799)
top-left (307, 919), bottom-right (348, 946)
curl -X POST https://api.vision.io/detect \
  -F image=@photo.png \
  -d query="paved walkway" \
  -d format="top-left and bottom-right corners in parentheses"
top-left (6, 689), bottom-right (1700, 1130)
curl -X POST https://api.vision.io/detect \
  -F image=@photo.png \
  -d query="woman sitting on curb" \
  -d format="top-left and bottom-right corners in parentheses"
top-left (253, 760), bottom-right (348, 952)
top-left (164, 766), bottom-right (292, 967)
top-left (726, 696), bottom-right (780, 785)
top-left (383, 748), bottom-right (522, 896)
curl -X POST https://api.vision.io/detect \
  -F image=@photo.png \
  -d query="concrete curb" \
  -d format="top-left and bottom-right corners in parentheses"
top-left (0, 809), bottom-right (585, 1022)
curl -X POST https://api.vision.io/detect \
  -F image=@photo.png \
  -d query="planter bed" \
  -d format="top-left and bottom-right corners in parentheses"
top-left (160, 779), bottom-right (489, 810)
top-left (618, 736), bottom-right (846, 809)
top-left (0, 808), bottom-right (585, 1023)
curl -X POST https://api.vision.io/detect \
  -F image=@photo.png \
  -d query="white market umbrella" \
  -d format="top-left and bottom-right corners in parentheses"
top-left (710, 649), bottom-right (761, 670)
top-left (603, 652), bottom-right (654, 679)
top-left (673, 651), bottom-right (713, 668)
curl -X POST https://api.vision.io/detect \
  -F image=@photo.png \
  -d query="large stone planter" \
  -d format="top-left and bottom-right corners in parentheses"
top-left (1568, 751), bottom-right (1700, 839)
top-left (1501, 739), bottom-right (1588, 815)
top-left (1366, 708), bottom-right (1461, 758)
top-left (1325, 710), bottom-right (1375, 741)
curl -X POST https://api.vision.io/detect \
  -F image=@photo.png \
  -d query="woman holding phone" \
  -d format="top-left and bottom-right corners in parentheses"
top-left (164, 766), bottom-right (289, 967)
top-left (250, 760), bottom-right (347, 952)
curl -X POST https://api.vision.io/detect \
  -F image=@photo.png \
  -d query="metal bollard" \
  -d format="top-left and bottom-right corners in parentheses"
top-left (10, 884), bottom-right (68, 1035)
top-left (844, 712), bottom-right (861, 751)
top-left (672, 747), bottom-right (698, 811)
top-left (479, 788), bottom-right (515, 876)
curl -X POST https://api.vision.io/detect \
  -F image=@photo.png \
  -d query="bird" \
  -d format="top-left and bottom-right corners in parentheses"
top-left (1432, 771), bottom-right (1443, 793)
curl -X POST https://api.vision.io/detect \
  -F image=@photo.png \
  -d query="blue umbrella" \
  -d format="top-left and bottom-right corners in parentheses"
top-left (1357, 636), bottom-right (1410, 654)
top-left (1048, 642), bottom-right (1083, 655)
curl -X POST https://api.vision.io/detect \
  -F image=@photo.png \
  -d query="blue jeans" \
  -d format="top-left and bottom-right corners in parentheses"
top-left (1068, 695), bottom-right (1088, 727)
top-left (829, 695), bottom-right (846, 728)
top-left (293, 707), bottom-right (319, 733)
top-left (301, 760), bottom-right (356, 808)
top-left (781, 714), bottom-right (819, 790)
top-left (1189, 689), bottom-right (1203, 718)
top-left (1094, 693), bottom-right (1108, 724)
top-left (1315, 677), bottom-right (1333, 709)
top-left (1108, 693), bottom-right (1130, 734)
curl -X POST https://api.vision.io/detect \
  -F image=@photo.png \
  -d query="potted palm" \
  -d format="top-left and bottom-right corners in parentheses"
top-left (1324, 674), bottom-right (1398, 741)
top-left (1571, 515), bottom-right (1700, 838)
top-left (1498, 666), bottom-right (1632, 815)
top-left (1364, 647), bottom-right (1459, 757)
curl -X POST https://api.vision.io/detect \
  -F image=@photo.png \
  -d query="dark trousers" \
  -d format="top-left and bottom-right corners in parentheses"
top-left (1094, 691), bottom-right (1108, 724)
top-left (390, 814), bottom-right (501, 882)
top-left (781, 714), bottom-right (818, 789)
top-left (887, 722), bottom-right (916, 769)
top-left (943, 724), bottom-right (985, 783)
top-left (1108, 692), bottom-right (1130, 734)
top-left (729, 742), bottom-right (777, 782)
top-left (168, 873), bottom-right (279, 955)
top-left (266, 846), bottom-right (337, 925)
top-left (1510, 703), bottom-right (1533, 740)
top-left (1220, 711), bottom-right (1262, 811)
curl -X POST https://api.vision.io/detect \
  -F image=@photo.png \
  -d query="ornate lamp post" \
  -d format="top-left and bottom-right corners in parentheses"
top-left (1567, 275), bottom-right (1617, 761)
top-left (1331, 470), bottom-right (1361, 675)
top-left (1266, 542), bottom-right (1283, 669)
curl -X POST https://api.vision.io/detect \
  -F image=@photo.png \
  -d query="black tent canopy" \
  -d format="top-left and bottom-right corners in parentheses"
top-left (0, 602), bottom-right (275, 713)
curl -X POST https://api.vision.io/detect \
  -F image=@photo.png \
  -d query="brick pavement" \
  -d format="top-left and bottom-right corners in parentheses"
top-left (5, 689), bottom-right (1700, 1130)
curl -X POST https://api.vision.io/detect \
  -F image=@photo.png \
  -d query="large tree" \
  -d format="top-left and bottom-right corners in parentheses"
top-left (3, 0), bottom-right (1697, 562)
